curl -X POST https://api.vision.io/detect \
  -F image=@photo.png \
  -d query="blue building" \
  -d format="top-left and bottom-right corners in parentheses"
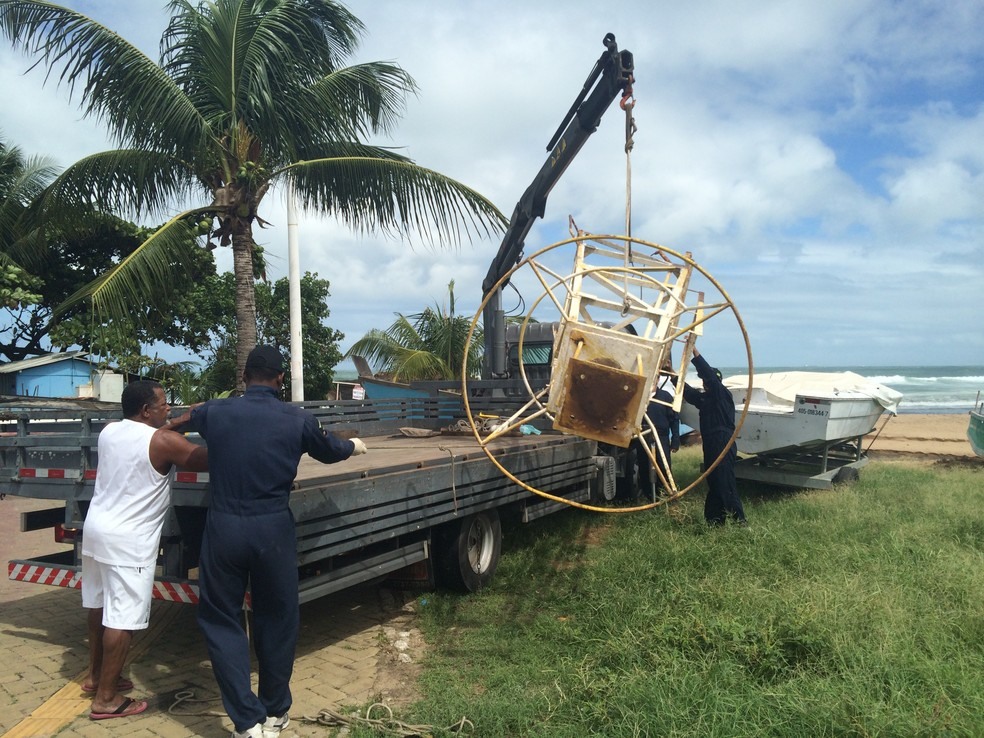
top-left (0, 352), bottom-right (124, 402)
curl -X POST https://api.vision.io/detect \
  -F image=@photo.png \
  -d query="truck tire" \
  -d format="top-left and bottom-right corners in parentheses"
top-left (433, 510), bottom-right (502, 592)
top-left (615, 445), bottom-right (641, 500)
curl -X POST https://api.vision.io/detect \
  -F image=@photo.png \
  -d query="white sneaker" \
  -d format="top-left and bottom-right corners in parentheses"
top-left (231, 724), bottom-right (264, 738)
top-left (262, 713), bottom-right (289, 737)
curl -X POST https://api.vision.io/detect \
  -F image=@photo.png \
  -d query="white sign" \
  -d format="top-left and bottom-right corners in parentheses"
top-left (351, 385), bottom-right (366, 400)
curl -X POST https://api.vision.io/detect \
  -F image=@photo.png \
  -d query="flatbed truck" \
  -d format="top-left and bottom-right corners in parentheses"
top-left (3, 389), bottom-right (609, 601)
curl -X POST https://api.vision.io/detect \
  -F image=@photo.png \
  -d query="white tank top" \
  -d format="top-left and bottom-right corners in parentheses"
top-left (82, 419), bottom-right (176, 566)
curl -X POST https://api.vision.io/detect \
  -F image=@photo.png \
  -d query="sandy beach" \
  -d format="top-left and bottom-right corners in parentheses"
top-left (865, 412), bottom-right (979, 461)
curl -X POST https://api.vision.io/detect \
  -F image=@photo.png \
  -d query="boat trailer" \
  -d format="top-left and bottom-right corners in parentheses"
top-left (734, 435), bottom-right (870, 490)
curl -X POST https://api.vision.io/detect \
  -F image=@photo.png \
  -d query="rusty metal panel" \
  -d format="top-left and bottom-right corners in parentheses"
top-left (552, 356), bottom-right (647, 447)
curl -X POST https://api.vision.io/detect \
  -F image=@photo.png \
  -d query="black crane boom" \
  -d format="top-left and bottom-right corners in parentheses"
top-left (481, 33), bottom-right (634, 378)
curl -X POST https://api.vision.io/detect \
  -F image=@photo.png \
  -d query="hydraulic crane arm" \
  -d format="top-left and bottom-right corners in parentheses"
top-left (482, 33), bottom-right (634, 378)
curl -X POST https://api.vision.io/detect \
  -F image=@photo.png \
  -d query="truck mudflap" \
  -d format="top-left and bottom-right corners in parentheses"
top-left (7, 559), bottom-right (202, 604)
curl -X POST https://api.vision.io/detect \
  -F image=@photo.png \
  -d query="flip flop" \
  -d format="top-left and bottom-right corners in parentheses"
top-left (82, 677), bottom-right (134, 694)
top-left (89, 697), bottom-right (148, 720)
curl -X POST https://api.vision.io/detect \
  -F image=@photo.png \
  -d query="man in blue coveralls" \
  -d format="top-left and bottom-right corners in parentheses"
top-left (638, 378), bottom-right (680, 498)
top-left (183, 345), bottom-right (368, 738)
top-left (678, 347), bottom-right (747, 526)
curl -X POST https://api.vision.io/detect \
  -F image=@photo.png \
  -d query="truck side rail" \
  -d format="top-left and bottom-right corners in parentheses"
top-left (0, 391), bottom-right (571, 499)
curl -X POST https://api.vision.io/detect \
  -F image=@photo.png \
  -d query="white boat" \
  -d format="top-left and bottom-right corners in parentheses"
top-left (724, 372), bottom-right (903, 455)
top-left (678, 371), bottom-right (904, 489)
top-left (679, 371), bottom-right (902, 453)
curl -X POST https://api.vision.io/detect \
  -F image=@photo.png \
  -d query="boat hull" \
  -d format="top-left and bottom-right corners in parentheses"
top-left (679, 371), bottom-right (900, 456)
top-left (969, 409), bottom-right (984, 458)
top-left (734, 395), bottom-right (884, 455)
top-left (359, 377), bottom-right (430, 399)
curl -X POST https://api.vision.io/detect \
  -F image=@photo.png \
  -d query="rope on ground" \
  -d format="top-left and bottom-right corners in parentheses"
top-left (167, 689), bottom-right (227, 717)
top-left (167, 691), bottom-right (474, 736)
top-left (301, 703), bottom-right (474, 737)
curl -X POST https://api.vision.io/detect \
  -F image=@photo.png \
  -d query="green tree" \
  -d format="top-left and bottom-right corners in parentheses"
top-left (181, 270), bottom-right (344, 400)
top-left (0, 0), bottom-right (504, 386)
top-left (1, 136), bottom-right (221, 365)
top-left (259, 273), bottom-right (344, 399)
top-left (345, 280), bottom-right (483, 382)
top-left (3, 216), bottom-right (217, 361)
top-left (0, 137), bottom-right (52, 307)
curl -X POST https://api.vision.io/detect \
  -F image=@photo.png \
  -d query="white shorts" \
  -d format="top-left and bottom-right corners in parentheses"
top-left (81, 555), bottom-right (155, 630)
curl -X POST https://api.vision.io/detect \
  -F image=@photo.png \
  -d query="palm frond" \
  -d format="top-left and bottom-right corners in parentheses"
top-left (390, 350), bottom-right (450, 383)
top-left (344, 327), bottom-right (406, 369)
top-left (0, 142), bottom-right (58, 262)
top-left (288, 156), bottom-right (506, 247)
top-left (345, 282), bottom-right (484, 382)
top-left (299, 62), bottom-right (417, 145)
top-left (35, 149), bottom-right (200, 222)
top-left (161, 0), bottom-right (365, 161)
top-left (55, 213), bottom-right (204, 325)
top-left (0, 1), bottom-right (208, 155)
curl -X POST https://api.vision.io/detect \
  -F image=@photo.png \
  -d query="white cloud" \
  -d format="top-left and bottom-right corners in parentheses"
top-left (1, 0), bottom-right (982, 369)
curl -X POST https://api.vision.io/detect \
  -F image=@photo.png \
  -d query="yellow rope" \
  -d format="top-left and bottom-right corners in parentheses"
top-left (166, 690), bottom-right (473, 736)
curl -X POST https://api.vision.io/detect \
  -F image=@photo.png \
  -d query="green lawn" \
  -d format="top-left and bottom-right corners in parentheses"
top-left (362, 450), bottom-right (984, 737)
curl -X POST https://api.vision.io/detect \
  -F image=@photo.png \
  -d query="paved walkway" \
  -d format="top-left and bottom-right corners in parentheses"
top-left (1, 496), bottom-right (422, 738)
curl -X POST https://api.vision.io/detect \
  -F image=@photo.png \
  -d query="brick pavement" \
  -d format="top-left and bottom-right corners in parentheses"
top-left (1, 496), bottom-right (423, 738)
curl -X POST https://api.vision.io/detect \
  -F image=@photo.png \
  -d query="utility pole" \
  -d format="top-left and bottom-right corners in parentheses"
top-left (287, 180), bottom-right (304, 401)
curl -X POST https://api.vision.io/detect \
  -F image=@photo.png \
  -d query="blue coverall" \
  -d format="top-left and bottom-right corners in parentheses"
top-left (681, 354), bottom-right (747, 525)
top-left (188, 385), bottom-right (354, 732)
top-left (639, 386), bottom-right (681, 493)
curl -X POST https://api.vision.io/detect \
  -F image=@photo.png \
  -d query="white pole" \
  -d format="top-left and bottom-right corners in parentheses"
top-left (287, 180), bottom-right (304, 401)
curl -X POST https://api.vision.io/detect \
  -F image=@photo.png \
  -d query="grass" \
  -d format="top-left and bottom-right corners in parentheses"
top-left (356, 449), bottom-right (984, 737)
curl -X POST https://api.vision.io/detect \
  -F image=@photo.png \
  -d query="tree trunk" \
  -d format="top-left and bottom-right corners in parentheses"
top-left (231, 229), bottom-right (258, 391)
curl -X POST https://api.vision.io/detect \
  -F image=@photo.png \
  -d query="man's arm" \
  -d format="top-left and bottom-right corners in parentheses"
top-left (681, 381), bottom-right (702, 407)
top-left (165, 403), bottom-right (204, 433)
top-left (691, 351), bottom-right (720, 385)
top-left (150, 430), bottom-right (208, 475)
top-left (668, 372), bottom-right (701, 408)
top-left (670, 410), bottom-right (681, 450)
top-left (303, 414), bottom-right (366, 464)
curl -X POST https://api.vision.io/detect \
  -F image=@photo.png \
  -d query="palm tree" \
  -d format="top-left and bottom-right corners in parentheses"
top-left (0, 0), bottom-right (504, 383)
top-left (345, 280), bottom-right (483, 383)
top-left (0, 136), bottom-right (57, 271)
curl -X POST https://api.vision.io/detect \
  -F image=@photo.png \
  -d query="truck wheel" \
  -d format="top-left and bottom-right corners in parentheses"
top-left (434, 510), bottom-right (502, 592)
top-left (615, 446), bottom-right (640, 500)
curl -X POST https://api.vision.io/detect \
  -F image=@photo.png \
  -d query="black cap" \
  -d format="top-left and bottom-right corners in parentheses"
top-left (245, 345), bottom-right (284, 372)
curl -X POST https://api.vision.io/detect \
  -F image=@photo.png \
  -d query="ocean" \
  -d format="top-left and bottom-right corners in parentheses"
top-left (334, 365), bottom-right (983, 415)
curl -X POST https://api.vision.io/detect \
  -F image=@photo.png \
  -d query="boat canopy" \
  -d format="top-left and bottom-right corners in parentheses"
top-left (724, 372), bottom-right (903, 415)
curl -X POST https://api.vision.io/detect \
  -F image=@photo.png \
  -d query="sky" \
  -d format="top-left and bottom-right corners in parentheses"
top-left (1, 0), bottom-right (982, 372)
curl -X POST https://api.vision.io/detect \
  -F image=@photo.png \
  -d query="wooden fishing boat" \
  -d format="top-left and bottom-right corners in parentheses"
top-left (359, 375), bottom-right (431, 400)
top-left (349, 354), bottom-right (430, 400)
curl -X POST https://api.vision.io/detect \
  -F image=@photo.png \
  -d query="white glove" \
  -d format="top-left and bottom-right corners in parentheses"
top-left (351, 437), bottom-right (368, 456)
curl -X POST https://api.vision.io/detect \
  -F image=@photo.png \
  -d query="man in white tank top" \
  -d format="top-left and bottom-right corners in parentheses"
top-left (81, 380), bottom-right (208, 720)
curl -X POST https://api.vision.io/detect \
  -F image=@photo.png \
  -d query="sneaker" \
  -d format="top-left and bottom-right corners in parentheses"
top-left (263, 713), bottom-right (289, 737)
top-left (232, 724), bottom-right (264, 738)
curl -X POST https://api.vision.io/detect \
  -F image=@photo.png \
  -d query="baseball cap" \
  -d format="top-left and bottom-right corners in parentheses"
top-left (245, 345), bottom-right (285, 372)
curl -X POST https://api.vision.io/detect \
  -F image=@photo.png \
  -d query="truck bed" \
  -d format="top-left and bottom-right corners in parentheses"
top-left (294, 430), bottom-right (559, 483)
top-left (4, 397), bottom-right (601, 601)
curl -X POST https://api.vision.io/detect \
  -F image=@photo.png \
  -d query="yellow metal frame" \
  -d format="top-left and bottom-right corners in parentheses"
top-left (462, 233), bottom-right (753, 513)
